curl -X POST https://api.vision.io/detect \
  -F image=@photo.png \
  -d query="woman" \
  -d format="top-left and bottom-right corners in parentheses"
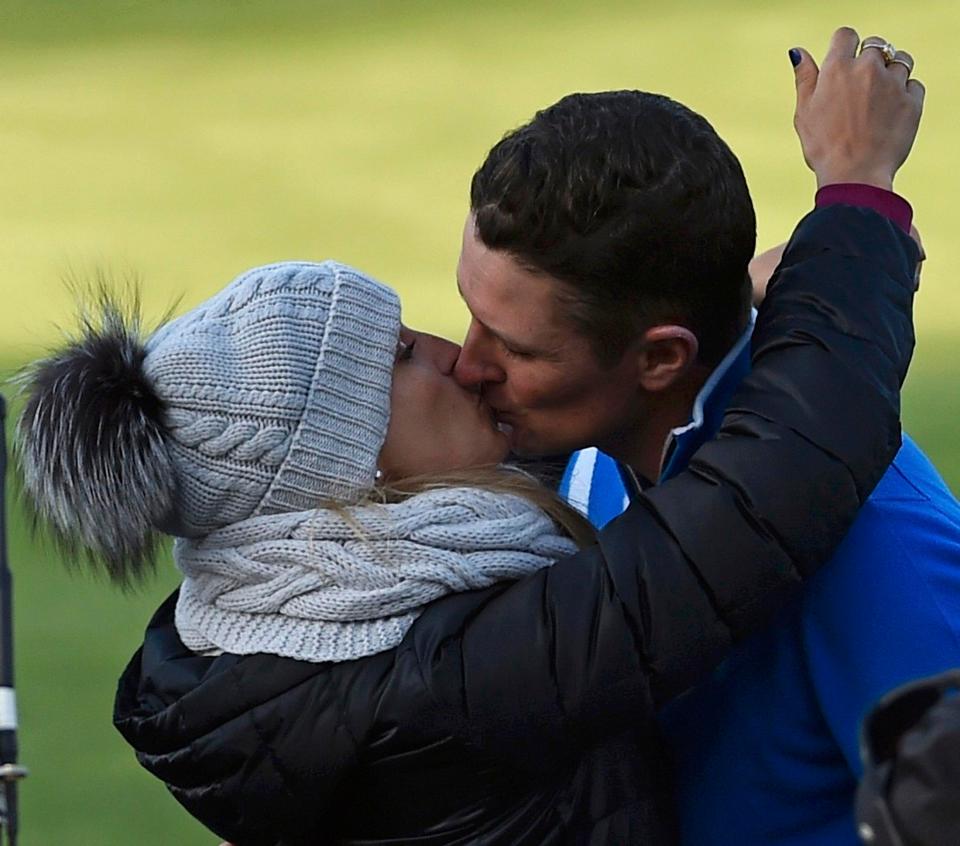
top-left (16, 219), bottom-right (915, 845)
top-left (16, 36), bottom-right (923, 846)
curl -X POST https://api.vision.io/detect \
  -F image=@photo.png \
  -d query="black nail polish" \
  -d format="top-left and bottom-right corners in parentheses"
top-left (789, 48), bottom-right (802, 67)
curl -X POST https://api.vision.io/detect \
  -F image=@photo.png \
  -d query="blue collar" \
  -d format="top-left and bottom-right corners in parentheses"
top-left (658, 310), bottom-right (755, 483)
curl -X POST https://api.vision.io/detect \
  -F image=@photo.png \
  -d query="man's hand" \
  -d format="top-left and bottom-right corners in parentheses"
top-left (791, 27), bottom-right (925, 190)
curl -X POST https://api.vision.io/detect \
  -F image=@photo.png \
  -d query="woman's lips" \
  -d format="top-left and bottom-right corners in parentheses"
top-left (489, 406), bottom-right (515, 436)
top-left (478, 395), bottom-right (510, 435)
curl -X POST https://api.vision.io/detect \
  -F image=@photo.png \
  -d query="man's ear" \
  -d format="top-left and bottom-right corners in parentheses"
top-left (636, 325), bottom-right (699, 392)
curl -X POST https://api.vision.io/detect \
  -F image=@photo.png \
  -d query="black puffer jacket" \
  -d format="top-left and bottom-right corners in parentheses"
top-left (115, 207), bottom-right (918, 846)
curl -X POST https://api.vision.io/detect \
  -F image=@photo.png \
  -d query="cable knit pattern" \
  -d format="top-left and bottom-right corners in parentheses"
top-left (175, 487), bottom-right (579, 662)
top-left (165, 409), bottom-right (292, 465)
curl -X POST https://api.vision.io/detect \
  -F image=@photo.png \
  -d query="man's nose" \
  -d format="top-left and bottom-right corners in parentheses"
top-left (453, 323), bottom-right (506, 388)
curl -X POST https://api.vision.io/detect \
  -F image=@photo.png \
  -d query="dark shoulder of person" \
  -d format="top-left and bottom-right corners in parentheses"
top-left (857, 668), bottom-right (960, 846)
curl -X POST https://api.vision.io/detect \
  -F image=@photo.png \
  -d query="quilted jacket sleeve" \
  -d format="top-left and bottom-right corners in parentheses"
top-left (409, 205), bottom-right (918, 754)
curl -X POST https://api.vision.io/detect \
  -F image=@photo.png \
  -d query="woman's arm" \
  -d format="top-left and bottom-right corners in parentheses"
top-left (410, 27), bottom-right (923, 748)
top-left (412, 203), bottom-right (918, 752)
top-left (622, 201), bottom-right (917, 702)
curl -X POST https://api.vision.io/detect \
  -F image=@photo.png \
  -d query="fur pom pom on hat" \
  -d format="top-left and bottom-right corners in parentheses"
top-left (16, 261), bottom-right (401, 584)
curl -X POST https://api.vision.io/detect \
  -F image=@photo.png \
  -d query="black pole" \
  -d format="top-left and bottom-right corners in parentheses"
top-left (0, 395), bottom-right (28, 846)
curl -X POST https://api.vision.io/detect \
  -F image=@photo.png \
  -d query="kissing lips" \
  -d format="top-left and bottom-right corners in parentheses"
top-left (478, 394), bottom-right (514, 438)
top-left (490, 407), bottom-right (516, 438)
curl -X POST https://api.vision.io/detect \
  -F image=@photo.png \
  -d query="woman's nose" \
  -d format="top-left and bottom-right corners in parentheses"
top-left (417, 332), bottom-right (462, 376)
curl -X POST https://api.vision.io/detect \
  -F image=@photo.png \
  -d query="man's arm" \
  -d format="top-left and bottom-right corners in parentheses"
top-left (751, 224), bottom-right (924, 306)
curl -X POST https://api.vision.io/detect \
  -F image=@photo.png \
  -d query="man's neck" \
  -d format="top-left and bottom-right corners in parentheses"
top-left (611, 366), bottom-right (711, 483)
top-left (613, 311), bottom-right (756, 483)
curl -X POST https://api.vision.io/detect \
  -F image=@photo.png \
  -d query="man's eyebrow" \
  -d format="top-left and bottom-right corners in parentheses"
top-left (456, 277), bottom-right (535, 352)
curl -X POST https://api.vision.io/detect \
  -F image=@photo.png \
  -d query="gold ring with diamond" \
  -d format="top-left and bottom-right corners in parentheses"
top-left (860, 37), bottom-right (897, 64)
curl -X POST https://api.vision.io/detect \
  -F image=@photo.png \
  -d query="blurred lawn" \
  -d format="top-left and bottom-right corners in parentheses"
top-left (1, 1), bottom-right (958, 843)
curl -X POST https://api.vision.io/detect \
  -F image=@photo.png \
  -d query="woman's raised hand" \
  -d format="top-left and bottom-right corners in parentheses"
top-left (791, 26), bottom-right (924, 190)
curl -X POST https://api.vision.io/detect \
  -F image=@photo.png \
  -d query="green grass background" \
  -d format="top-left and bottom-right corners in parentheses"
top-left (1, 1), bottom-right (957, 843)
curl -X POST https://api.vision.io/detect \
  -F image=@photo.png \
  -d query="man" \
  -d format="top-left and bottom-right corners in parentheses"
top-left (454, 29), bottom-right (955, 845)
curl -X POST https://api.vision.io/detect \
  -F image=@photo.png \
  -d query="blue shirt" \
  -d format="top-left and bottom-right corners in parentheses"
top-left (558, 324), bottom-right (960, 845)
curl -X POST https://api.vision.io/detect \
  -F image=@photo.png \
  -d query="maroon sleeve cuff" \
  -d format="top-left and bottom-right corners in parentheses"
top-left (815, 184), bottom-right (912, 233)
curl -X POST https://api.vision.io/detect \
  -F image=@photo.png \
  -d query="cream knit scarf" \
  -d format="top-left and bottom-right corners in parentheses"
top-left (174, 486), bottom-right (578, 663)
